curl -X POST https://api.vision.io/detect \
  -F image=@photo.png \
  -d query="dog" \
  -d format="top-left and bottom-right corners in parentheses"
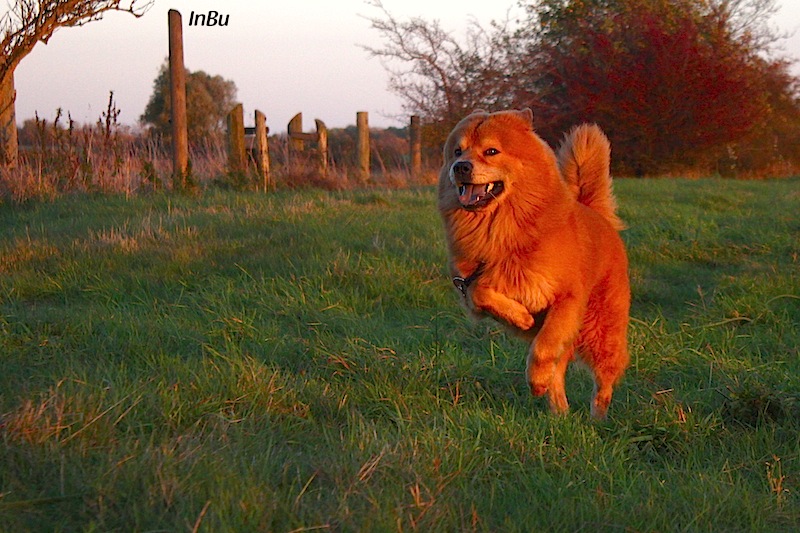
top-left (437, 109), bottom-right (630, 419)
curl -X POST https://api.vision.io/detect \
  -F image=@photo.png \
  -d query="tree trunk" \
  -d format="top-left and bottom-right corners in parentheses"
top-left (0, 70), bottom-right (18, 168)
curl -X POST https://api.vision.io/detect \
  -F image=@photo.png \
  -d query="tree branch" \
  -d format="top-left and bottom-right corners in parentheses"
top-left (1, 0), bottom-right (153, 79)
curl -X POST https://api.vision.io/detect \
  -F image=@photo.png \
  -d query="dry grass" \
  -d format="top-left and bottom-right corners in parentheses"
top-left (0, 95), bottom-right (435, 203)
top-left (0, 152), bottom-right (436, 204)
top-left (2, 132), bottom-right (436, 204)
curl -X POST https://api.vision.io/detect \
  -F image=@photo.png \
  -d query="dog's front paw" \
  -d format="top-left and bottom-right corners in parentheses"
top-left (471, 287), bottom-right (534, 331)
top-left (529, 381), bottom-right (549, 397)
top-left (511, 310), bottom-right (535, 331)
top-left (526, 360), bottom-right (555, 397)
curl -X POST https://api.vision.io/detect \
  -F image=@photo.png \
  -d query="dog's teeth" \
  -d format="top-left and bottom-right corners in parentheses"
top-left (486, 183), bottom-right (494, 193)
top-left (459, 185), bottom-right (466, 196)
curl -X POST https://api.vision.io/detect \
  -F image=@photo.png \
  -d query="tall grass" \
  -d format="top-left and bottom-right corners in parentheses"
top-left (2, 131), bottom-right (434, 204)
top-left (0, 179), bottom-right (798, 531)
top-left (2, 97), bottom-right (435, 204)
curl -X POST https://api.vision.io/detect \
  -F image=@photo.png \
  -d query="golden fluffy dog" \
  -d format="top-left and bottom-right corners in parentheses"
top-left (438, 109), bottom-right (630, 419)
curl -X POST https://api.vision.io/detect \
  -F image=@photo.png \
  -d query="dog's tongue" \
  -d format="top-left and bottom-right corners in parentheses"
top-left (458, 183), bottom-right (490, 207)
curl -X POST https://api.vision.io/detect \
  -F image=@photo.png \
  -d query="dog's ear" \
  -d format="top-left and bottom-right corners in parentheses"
top-left (517, 108), bottom-right (534, 126)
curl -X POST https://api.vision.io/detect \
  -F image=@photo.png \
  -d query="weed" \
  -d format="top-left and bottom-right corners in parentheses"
top-left (139, 157), bottom-right (162, 192)
top-left (720, 376), bottom-right (800, 427)
top-left (766, 455), bottom-right (789, 509)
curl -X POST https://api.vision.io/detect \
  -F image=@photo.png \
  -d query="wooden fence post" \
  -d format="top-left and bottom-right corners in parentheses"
top-left (357, 111), bottom-right (369, 182)
top-left (254, 110), bottom-right (270, 191)
top-left (287, 113), bottom-right (329, 178)
top-left (315, 119), bottom-right (328, 176)
top-left (288, 113), bottom-right (304, 154)
top-left (410, 115), bottom-right (421, 180)
top-left (227, 103), bottom-right (245, 174)
top-left (168, 9), bottom-right (188, 184)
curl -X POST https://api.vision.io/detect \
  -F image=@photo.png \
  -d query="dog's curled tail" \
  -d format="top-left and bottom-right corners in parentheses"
top-left (557, 124), bottom-right (625, 231)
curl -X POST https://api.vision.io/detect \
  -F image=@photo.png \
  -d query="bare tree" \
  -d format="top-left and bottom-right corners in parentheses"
top-left (0, 0), bottom-right (152, 167)
top-left (707, 0), bottom-right (783, 51)
top-left (362, 0), bottom-right (514, 144)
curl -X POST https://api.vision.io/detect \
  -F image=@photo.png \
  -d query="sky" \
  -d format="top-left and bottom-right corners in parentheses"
top-left (10, 0), bottom-right (800, 133)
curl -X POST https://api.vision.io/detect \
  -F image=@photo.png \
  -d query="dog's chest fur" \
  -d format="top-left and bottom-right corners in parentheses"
top-left (490, 256), bottom-right (557, 312)
top-left (455, 252), bottom-right (557, 315)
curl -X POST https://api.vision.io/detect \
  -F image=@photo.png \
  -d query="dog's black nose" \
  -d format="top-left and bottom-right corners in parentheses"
top-left (452, 161), bottom-right (472, 180)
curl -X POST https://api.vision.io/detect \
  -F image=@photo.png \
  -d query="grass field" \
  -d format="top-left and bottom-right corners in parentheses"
top-left (1, 178), bottom-right (798, 531)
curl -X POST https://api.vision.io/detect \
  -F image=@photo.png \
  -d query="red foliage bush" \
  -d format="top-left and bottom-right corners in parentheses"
top-left (529, 0), bottom-right (786, 175)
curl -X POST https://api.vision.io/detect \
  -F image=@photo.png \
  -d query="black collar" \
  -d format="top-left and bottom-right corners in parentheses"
top-left (452, 262), bottom-right (485, 297)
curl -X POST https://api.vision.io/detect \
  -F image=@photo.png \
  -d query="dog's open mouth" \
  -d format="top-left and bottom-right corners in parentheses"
top-left (457, 181), bottom-right (504, 209)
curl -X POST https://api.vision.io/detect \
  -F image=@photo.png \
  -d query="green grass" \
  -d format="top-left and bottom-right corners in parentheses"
top-left (1, 179), bottom-right (798, 531)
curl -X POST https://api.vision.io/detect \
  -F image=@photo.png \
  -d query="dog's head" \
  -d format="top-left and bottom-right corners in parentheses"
top-left (441, 109), bottom-right (559, 212)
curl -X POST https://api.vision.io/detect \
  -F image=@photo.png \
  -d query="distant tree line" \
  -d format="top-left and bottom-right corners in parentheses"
top-left (365, 0), bottom-right (800, 176)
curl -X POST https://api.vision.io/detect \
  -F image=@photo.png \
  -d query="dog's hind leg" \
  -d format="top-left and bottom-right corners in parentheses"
top-left (591, 371), bottom-right (618, 420)
top-left (582, 290), bottom-right (629, 419)
top-left (587, 344), bottom-right (628, 420)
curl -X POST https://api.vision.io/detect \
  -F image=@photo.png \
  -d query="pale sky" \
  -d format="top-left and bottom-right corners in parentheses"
top-left (10, 0), bottom-right (800, 133)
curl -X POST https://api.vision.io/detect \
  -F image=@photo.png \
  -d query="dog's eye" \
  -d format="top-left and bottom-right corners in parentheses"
top-left (454, 147), bottom-right (463, 157)
top-left (484, 148), bottom-right (500, 156)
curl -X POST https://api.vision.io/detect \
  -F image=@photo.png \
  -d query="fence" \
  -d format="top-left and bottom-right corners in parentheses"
top-left (224, 108), bottom-right (423, 190)
top-left (168, 8), bottom-right (423, 191)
